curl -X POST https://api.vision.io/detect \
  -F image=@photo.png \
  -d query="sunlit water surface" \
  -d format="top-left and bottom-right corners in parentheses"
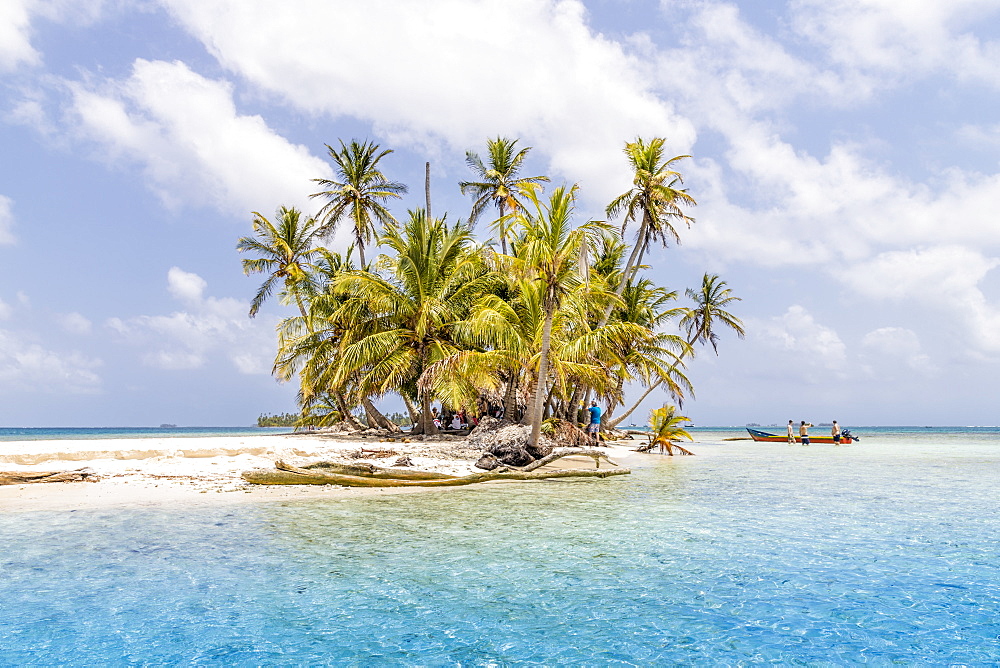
top-left (2, 431), bottom-right (999, 664)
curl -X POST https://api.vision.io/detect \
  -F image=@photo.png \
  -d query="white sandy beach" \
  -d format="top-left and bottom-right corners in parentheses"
top-left (0, 433), bottom-right (643, 511)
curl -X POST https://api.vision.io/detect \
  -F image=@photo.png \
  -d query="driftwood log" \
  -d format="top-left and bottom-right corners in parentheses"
top-left (0, 468), bottom-right (100, 485)
top-left (242, 450), bottom-right (629, 487)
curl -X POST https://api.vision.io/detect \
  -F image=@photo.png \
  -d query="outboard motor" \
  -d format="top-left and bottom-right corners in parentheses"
top-left (842, 429), bottom-right (859, 442)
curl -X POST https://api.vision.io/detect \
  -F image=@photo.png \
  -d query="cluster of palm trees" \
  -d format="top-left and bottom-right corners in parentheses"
top-left (237, 136), bottom-right (745, 443)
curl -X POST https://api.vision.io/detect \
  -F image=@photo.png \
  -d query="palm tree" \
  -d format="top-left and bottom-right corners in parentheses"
top-left (605, 137), bottom-right (696, 303)
top-left (460, 136), bottom-right (549, 254)
top-left (680, 273), bottom-right (746, 354)
top-left (646, 405), bottom-right (694, 455)
top-left (271, 248), bottom-right (368, 430)
top-left (330, 209), bottom-right (495, 434)
top-left (600, 277), bottom-right (692, 427)
top-left (578, 138), bottom-right (695, 412)
top-left (424, 273), bottom-right (630, 425)
top-left (237, 206), bottom-right (320, 319)
top-left (607, 272), bottom-right (744, 429)
top-left (311, 139), bottom-right (408, 266)
top-left (513, 185), bottom-right (608, 446)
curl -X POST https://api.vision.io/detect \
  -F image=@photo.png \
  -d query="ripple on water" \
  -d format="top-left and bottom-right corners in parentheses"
top-left (1, 441), bottom-right (1000, 664)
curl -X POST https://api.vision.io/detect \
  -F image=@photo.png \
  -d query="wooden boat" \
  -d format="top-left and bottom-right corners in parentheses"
top-left (746, 428), bottom-right (857, 444)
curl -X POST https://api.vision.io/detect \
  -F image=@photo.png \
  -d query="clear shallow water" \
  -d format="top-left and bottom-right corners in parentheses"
top-left (0, 426), bottom-right (293, 442)
top-left (2, 433), bottom-right (1000, 664)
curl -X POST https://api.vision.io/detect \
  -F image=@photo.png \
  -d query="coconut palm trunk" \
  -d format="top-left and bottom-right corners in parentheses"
top-left (425, 162), bottom-right (432, 219)
top-left (415, 391), bottom-right (439, 435)
top-left (361, 396), bottom-right (401, 432)
top-left (402, 394), bottom-right (421, 427)
top-left (609, 213), bottom-right (651, 312)
top-left (335, 392), bottom-right (365, 430)
top-left (502, 371), bottom-right (519, 422)
top-left (528, 303), bottom-right (555, 446)
top-left (607, 377), bottom-right (665, 429)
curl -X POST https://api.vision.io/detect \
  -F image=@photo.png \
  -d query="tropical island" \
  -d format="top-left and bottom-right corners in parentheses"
top-left (235, 135), bottom-right (744, 484)
top-left (1, 136), bottom-right (744, 499)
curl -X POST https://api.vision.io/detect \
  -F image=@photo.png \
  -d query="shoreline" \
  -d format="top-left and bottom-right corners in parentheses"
top-left (0, 432), bottom-right (647, 512)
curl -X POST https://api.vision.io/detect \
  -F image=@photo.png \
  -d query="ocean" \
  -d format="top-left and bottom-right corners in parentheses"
top-left (0, 426), bottom-right (294, 442)
top-left (2, 427), bottom-right (999, 664)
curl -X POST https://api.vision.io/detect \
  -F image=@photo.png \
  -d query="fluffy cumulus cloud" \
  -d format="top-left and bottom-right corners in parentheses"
top-left (861, 326), bottom-right (935, 376)
top-left (790, 0), bottom-right (1000, 87)
top-left (0, 195), bottom-right (15, 244)
top-left (67, 58), bottom-right (332, 217)
top-left (166, 266), bottom-right (207, 304)
top-left (624, 2), bottom-right (1000, 369)
top-left (658, 3), bottom-right (1000, 271)
top-left (57, 312), bottom-right (92, 335)
top-left (159, 0), bottom-right (695, 205)
top-left (0, 329), bottom-right (102, 395)
top-left (0, 0), bottom-right (111, 72)
top-left (660, 2), bottom-right (858, 112)
top-left (0, 0), bottom-right (39, 72)
top-left (755, 305), bottom-right (848, 378)
top-left (844, 246), bottom-right (1000, 353)
top-left (107, 267), bottom-right (276, 374)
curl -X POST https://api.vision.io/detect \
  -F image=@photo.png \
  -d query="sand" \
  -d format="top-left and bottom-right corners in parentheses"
top-left (0, 433), bottom-right (641, 511)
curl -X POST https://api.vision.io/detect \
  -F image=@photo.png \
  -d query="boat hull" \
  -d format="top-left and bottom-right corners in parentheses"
top-left (746, 428), bottom-right (854, 444)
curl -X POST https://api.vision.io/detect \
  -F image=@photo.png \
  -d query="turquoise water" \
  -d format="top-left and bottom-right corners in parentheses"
top-left (2, 432), bottom-right (1000, 663)
top-left (0, 426), bottom-right (293, 442)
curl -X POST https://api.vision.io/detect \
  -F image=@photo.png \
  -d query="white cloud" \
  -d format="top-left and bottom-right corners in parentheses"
top-left (683, 115), bottom-right (1000, 269)
top-left (844, 246), bottom-right (1000, 354)
top-left (160, 0), bottom-right (696, 206)
top-left (0, 328), bottom-right (102, 395)
top-left (57, 312), bottom-right (92, 335)
top-left (755, 305), bottom-right (848, 376)
top-left (956, 122), bottom-right (1000, 150)
top-left (0, 0), bottom-right (111, 72)
top-left (791, 0), bottom-right (1000, 87)
top-left (167, 266), bottom-right (207, 304)
top-left (0, 0), bottom-right (40, 72)
top-left (0, 195), bottom-right (16, 244)
top-left (68, 58), bottom-right (332, 217)
top-left (861, 326), bottom-right (936, 375)
top-left (107, 268), bottom-right (275, 374)
top-left (662, 2), bottom-right (860, 112)
top-left (0, 298), bottom-right (11, 320)
top-left (843, 246), bottom-right (999, 304)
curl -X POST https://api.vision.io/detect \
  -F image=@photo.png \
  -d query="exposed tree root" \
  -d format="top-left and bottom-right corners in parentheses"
top-left (242, 450), bottom-right (629, 487)
top-left (519, 449), bottom-right (619, 470)
top-left (0, 468), bottom-right (100, 485)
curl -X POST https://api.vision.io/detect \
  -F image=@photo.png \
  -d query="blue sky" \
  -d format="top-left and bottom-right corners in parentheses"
top-left (2, 0), bottom-right (1000, 427)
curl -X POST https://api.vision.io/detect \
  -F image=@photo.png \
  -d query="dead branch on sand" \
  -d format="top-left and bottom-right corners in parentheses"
top-left (242, 450), bottom-right (628, 487)
top-left (0, 468), bottom-right (100, 485)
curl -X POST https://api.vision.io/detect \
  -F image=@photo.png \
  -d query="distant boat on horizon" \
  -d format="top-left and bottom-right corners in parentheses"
top-left (159, 423), bottom-right (177, 428)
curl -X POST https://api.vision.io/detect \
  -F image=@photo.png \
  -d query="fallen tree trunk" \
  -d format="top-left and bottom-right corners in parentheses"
top-left (0, 468), bottom-right (100, 485)
top-left (242, 451), bottom-right (629, 487)
top-left (301, 461), bottom-right (457, 480)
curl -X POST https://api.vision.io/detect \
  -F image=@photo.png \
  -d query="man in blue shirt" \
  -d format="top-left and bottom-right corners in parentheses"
top-left (587, 400), bottom-right (602, 446)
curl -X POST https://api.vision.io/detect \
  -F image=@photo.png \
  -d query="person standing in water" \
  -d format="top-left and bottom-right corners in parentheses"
top-left (831, 420), bottom-right (841, 446)
top-left (787, 420), bottom-right (796, 445)
top-left (799, 420), bottom-right (811, 446)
